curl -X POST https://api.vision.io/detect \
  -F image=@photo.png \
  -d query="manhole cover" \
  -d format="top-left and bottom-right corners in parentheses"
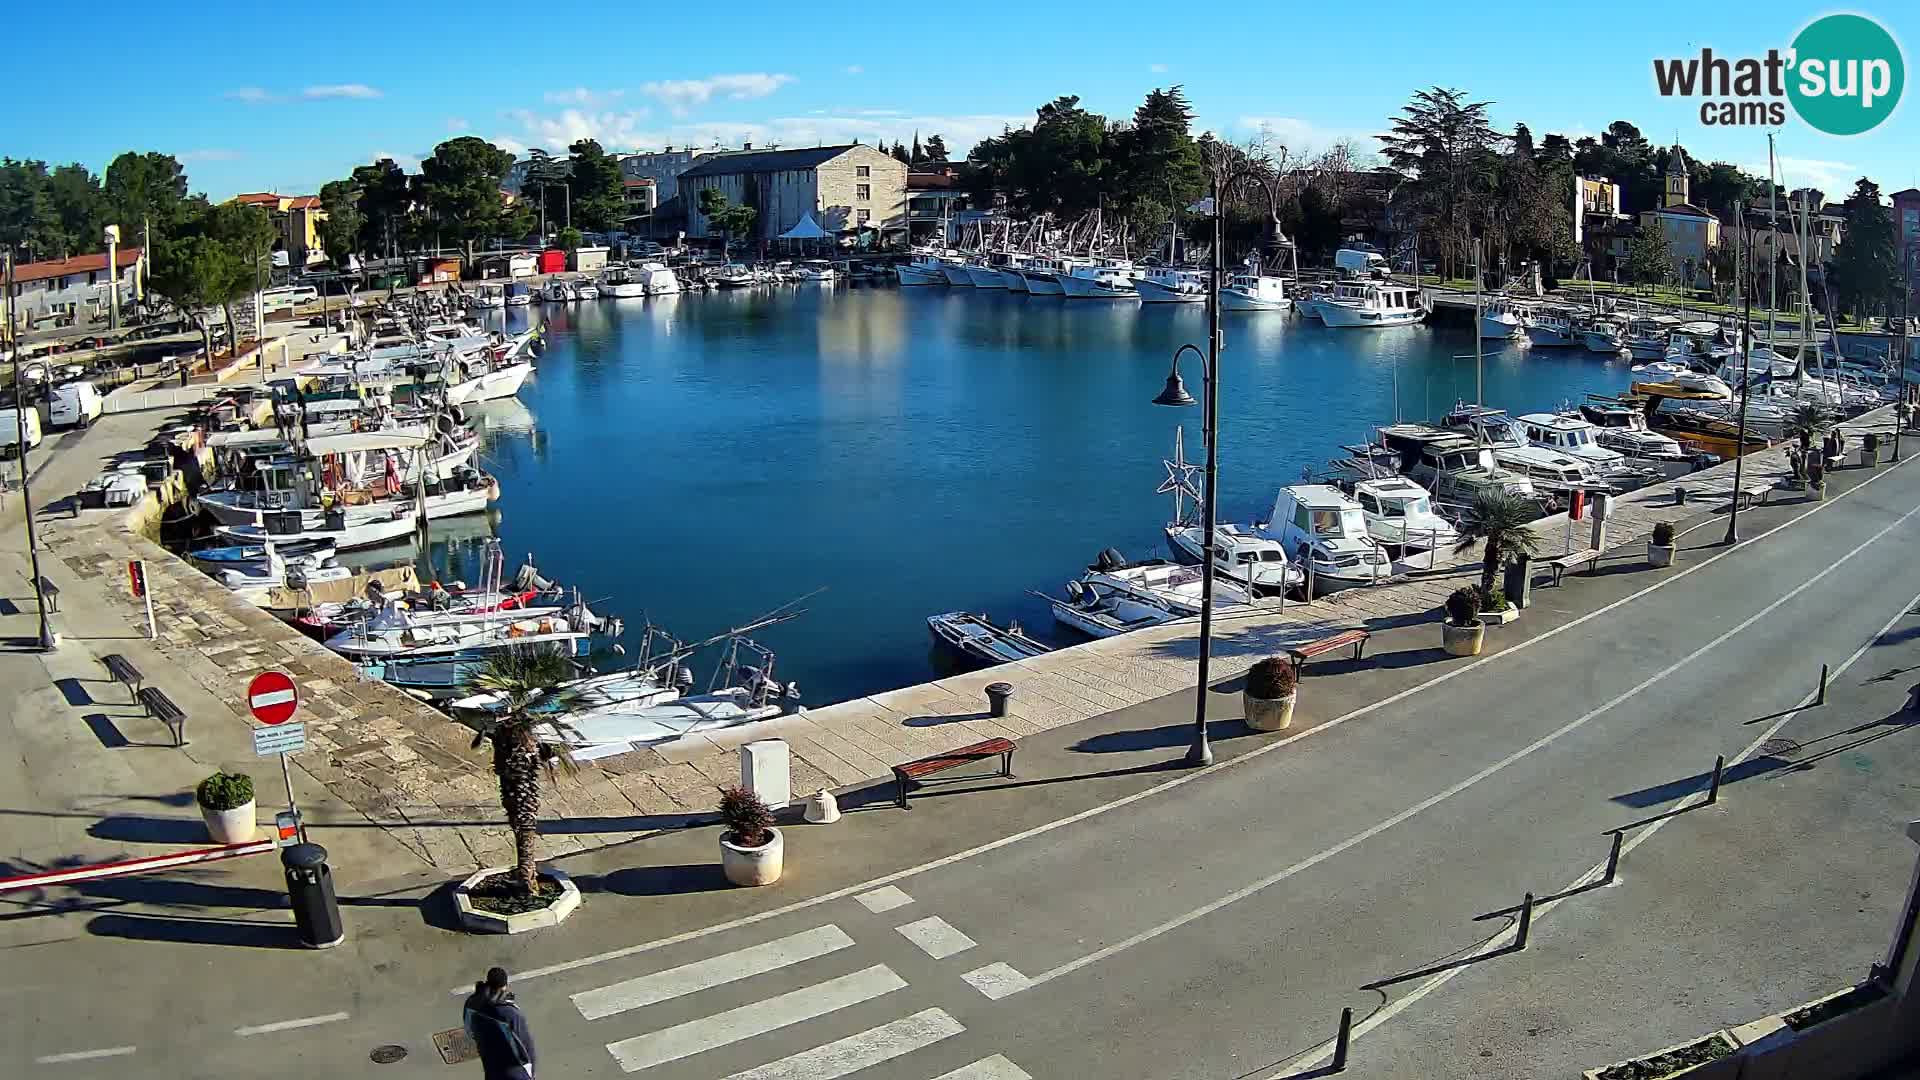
top-left (1760, 738), bottom-right (1801, 758)
top-left (433, 1028), bottom-right (479, 1064)
top-left (370, 1045), bottom-right (409, 1065)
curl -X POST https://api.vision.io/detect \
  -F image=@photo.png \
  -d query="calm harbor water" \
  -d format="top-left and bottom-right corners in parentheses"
top-left (434, 286), bottom-right (1633, 707)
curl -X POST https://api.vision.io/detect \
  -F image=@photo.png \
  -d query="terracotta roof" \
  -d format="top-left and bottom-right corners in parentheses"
top-left (232, 192), bottom-right (284, 206)
top-left (285, 195), bottom-right (322, 211)
top-left (11, 248), bottom-right (144, 286)
top-left (1650, 202), bottom-right (1714, 219)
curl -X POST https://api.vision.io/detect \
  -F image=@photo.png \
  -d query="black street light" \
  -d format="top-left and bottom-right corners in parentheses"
top-left (1896, 246), bottom-right (1915, 463)
top-left (1726, 206), bottom-right (1755, 546)
top-left (1152, 171), bottom-right (1224, 769)
top-left (3, 250), bottom-right (56, 650)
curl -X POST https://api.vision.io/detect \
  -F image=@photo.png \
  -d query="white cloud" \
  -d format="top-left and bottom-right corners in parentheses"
top-left (447, 117), bottom-right (470, 132)
top-left (226, 87), bottom-right (278, 105)
top-left (304, 84), bottom-right (382, 100)
top-left (854, 109), bottom-right (903, 117)
top-left (544, 87), bottom-right (625, 107)
top-left (640, 73), bottom-right (795, 115)
top-left (843, 65), bottom-right (864, 75)
top-left (490, 135), bottom-right (529, 157)
top-left (1773, 156), bottom-right (1864, 197)
top-left (1237, 115), bottom-right (1381, 154)
top-left (496, 106), bottom-right (1023, 161)
top-left (181, 148), bottom-right (243, 162)
top-left (1149, 63), bottom-right (1168, 73)
top-left (371, 150), bottom-right (421, 171)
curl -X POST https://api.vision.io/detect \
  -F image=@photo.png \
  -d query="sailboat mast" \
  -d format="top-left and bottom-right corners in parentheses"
top-left (1474, 238), bottom-right (1484, 406)
top-left (1767, 134), bottom-right (1778, 346)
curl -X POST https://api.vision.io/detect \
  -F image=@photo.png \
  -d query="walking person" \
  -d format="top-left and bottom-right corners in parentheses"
top-left (463, 967), bottom-right (537, 1079)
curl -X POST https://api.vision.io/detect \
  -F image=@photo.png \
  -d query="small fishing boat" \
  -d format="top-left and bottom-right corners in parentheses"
top-left (1261, 485), bottom-right (1394, 590)
top-left (896, 249), bottom-right (954, 287)
top-left (190, 538), bottom-right (337, 565)
top-left (927, 612), bottom-right (1051, 666)
top-left (540, 278), bottom-right (574, 303)
top-left (1479, 298), bottom-right (1526, 340)
top-left (1318, 281), bottom-right (1423, 328)
top-left (1135, 267), bottom-right (1208, 304)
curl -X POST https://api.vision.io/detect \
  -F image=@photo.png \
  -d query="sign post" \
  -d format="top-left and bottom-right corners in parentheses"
top-left (128, 560), bottom-right (155, 639)
top-left (248, 671), bottom-right (306, 843)
top-left (1566, 490), bottom-right (1585, 554)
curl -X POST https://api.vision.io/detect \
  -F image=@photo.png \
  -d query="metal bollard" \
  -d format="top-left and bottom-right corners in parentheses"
top-left (1602, 830), bottom-right (1623, 885)
top-left (1515, 892), bottom-right (1534, 950)
top-left (984, 682), bottom-right (1013, 719)
top-left (1817, 663), bottom-right (1829, 706)
top-left (1707, 755), bottom-right (1725, 805)
top-left (1331, 1006), bottom-right (1353, 1072)
top-left (1675, 487), bottom-right (1689, 506)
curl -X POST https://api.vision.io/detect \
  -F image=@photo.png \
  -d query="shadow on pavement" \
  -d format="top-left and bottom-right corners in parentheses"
top-left (89, 815), bottom-right (208, 844)
top-left (837, 758), bottom-right (1185, 814)
top-left (1073, 718), bottom-right (1255, 753)
top-left (538, 812), bottom-right (713, 835)
top-left (903, 710), bottom-right (991, 728)
top-left (54, 678), bottom-right (93, 708)
top-left (575, 863), bottom-right (731, 897)
top-left (87, 912), bottom-right (302, 949)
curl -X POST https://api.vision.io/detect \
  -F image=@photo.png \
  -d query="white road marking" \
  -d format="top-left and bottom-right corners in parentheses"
top-left (574, 925), bottom-right (855, 1020)
top-left (960, 962), bottom-right (1033, 1000)
top-left (34, 1047), bottom-right (136, 1064)
top-left (1271, 573), bottom-right (1920, 1074)
top-left (719, 1007), bottom-right (963, 1080)
top-left (1024, 495), bottom-right (1920, 994)
top-left (934, 1055), bottom-right (1037, 1080)
top-left (895, 915), bottom-right (977, 959)
top-left (452, 454), bottom-right (1911, 994)
top-left (233, 1011), bottom-right (350, 1036)
top-left (605, 964), bottom-right (907, 1073)
top-left (854, 885), bottom-right (914, 913)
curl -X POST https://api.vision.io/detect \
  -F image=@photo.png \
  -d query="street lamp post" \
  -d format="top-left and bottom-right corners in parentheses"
top-left (1726, 206), bottom-right (1754, 545)
top-left (1897, 247), bottom-right (1914, 463)
top-left (1152, 170), bottom-right (1224, 768)
top-left (3, 251), bottom-right (56, 650)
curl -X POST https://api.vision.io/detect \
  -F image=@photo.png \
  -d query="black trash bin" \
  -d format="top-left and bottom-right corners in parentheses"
top-left (1504, 554), bottom-right (1533, 611)
top-left (985, 682), bottom-right (1014, 718)
top-left (282, 843), bottom-right (345, 948)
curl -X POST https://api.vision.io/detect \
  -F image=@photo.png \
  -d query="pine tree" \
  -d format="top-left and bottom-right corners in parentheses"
top-left (911, 131), bottom-right (923, 166)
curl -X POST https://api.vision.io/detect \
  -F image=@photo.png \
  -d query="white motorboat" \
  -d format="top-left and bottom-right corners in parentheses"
top-left (940, 258), bottom-right (977, 287)
top-left (1059, 260), bottom-right (1139, 299)
top-left (1260, 485), bottom-right (1394, 590)
top-left (212, 471), bottom-right (499, 551)
top-left (1136, 267), bottom-right (1208, 304)
top-left (962, 257), bottom-right (1008, 289)
top-left (466, 284), bottom-right (506, 310)
top-left (1220, 272), bottom-right (1292, 311)
top-left (215, 551), bottom-right (354, 592)
top-left (1525, 309), bottom-right (1582, 348)
top-left (994, 253), bottom-right (1035, 292)
top-left (445, 359), bottom-right (532, 405)
top-left (1570, 399), bottom-right (1694, 465)
top-left (1344, 476), bottom-right (1459, 551)
top-left (1667, 321), bottom-right (1738, 366)
top-left (1624, 315), bottom-right (1683, 359)
top-left (1318, 281), bottom-right (1422, 327)
top-left (1165, 522), bottom-right (1303, 593)
top-left (540, 278), bottom-right (574, 303)
top-left (895, 251), bottom-right (951, 286)
top-left (599, 267), bottom-right (648, 298)
top-left (795, 259), bottom-right (838, 282)
top-left (1479, 298), bottom-right (1526, 340)
top-left (1441, 404), bottom-right (1634, 500)
top-left (1050, 582), bottom-right (1176, 639)
top-left (712, 264), bottom-right (755, 288)
top-left (571, 276), bottom-right (600, 300)
top-left (1074, 548), bottom-right (1253, 616)
top-left (1514, 412), bottom-right (1662, 489)
top-left (504, 283), bottom-right (532, 307)
top-left (326, 602), bottom-right (575, 659)
top-left (927, 612), bottom-right (1051, 666)
top-left (1375, 424), bottom-right (1539, 505)
top-left (1581, 317), bottom-right (1627, 354)
top-left (1017, 256), bottom-right (1077, 295)
top-left (637, 261), bottom-right (682, 294)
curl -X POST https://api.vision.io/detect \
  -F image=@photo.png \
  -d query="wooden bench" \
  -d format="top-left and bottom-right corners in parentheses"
top-left (135, 686), bottom-right (187, 747)
top-left (1824, 454), bottom-right (1846, 473)
top-left (892, 737), bottom-right (1015, 809)
top-left (100, 653), bottom-right (144, 700)
top-left (1735, 482), bottom-right (1773, 510)
top-left (1541, 548), bottom-right (1602, 586)
top-left (36, 576), bottom-right (59, 613)
top-left (1288, 629), bottom-right (1372, 671)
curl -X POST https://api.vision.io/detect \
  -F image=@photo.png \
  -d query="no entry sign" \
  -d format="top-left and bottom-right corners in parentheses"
top-left (247, 671), bottom-right (299, 725)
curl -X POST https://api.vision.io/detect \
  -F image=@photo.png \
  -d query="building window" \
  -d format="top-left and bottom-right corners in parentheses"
top-left (857, 209), bottom-right (871, 225)
top-left (856, 184), bottom-right (871, 200)
top-left (856, 165), bottom-right (871, 178)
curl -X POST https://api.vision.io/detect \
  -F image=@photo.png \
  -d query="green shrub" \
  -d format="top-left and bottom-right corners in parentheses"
top-left (1478, 587), bottom-right (1507, 613)
top-left (719, 786), bottom-right (774, 848)
top-left (1652, 521), bottom-right (1675, 546)
top-left (1445, 587), bottom-right (1481, 626)
top-left (196, 771), bottom-right (254, 811)
top-left (1247, 657), bottom-right (1297, 699)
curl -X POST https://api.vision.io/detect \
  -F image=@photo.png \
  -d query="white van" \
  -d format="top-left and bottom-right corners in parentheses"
top-left (0, 407), bottom-right (43, 457)
top-left (48, 382), bottom-right (103, 428)
top-left (261, 285), bottom-right (320, 312)
top-left (1334, 247), bottom-right (1389, 277)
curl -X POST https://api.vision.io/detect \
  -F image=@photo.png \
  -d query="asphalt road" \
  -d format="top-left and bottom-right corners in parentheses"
top-left (8, 452), bottom-right (1920, 1079)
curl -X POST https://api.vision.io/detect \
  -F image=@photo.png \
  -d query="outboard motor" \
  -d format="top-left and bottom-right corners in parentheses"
top-left (675, 665), bottom-right (696, 692)
top-left (1095, 547), bottom-right (1127, 572)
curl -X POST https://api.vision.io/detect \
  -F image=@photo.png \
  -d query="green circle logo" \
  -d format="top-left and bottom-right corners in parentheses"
top-left (1788, 13), bottom-right (1904, 135)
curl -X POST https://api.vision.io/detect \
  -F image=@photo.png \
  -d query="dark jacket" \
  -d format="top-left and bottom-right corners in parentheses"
top-left (463, 988), bottom-right (536, 1079)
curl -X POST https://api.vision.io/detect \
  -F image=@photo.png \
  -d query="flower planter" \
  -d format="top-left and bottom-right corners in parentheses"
top-left (1648, 542), bottom-right (1675, 568)
top-left (1737, 983), bottom-right (1899, 1080)
top-left (1243, 691), bottom-right (1296, 732)
top-left (1442, 621), bottom-right (1484, 656)
top-left (1480, 603), bottom-right (1520, 625)
top-left (1581, 1030), bottom-right (1741, 1080)
top-left (453, 867), bottom-right (581, 934)
top-left (721, 827), bottom-right (784, 886)
top-left (199, 799), bottom-right (257, 844)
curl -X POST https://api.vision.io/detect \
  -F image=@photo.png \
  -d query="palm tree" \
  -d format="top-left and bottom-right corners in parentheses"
top-left (1784, 402), bottom-right (1832, 480)
top-left (1454, 488), bottom-right (1544, 596)
top-left (466, 650), bottom-right (578, 895)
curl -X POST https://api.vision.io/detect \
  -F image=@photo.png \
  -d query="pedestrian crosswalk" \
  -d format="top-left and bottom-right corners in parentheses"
top-left (568, 895), bottom-right (1033, 1079)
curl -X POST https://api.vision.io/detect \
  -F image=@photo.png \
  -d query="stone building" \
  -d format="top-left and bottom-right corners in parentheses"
top-left (678, 144), bottom-right (907, 243)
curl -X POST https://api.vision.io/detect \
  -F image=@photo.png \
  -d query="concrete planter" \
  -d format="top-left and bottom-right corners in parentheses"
top-left (199, 799), bottom-right (257, 844)
top-left (721, 827), bottom-right (784, 887)
top-left (453, 867), bottom-right (581, 934)
top-left (1862, 447), bottom-right (1881, 468)
top-left (1481, 603), bottom-right (1520, 625)
top-left (1243, 691), bottom-right (1296, 732)
top-left (1737, 983), bottom-right (1899, 1080)
top-left (1580, 1031), bottom-right (1740, 1080)
top-left (1648, 542), bottom-right (1675, 568)
top-left (1442, 621), bottom-right (1485, 656)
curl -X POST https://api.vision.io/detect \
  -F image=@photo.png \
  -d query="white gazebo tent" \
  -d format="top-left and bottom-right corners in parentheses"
top-left (777, 211), bottom-right (831, 255)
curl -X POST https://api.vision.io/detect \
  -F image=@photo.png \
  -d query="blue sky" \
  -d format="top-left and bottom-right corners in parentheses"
top-left (10, 1), bottom-right (1915, 201)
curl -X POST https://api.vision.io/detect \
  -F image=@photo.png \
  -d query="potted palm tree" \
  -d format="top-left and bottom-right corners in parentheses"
top-left (1243, 656), bottom-right (1297, 732)
top-left (1442, 586), bottom-right (1485, 656)
top-left (1454, 488), bottom-right (1541, 621)
top-left (196, 771), bottom-right (257, 844)
top-left (1648, 521), bottom-right (1676, 567)
top-left (454, 650), bottom-right (584, 933)
top-left (719, 786), bottom-right (783, 886)
top-left (1785, 403), bottom-right (1831, 487)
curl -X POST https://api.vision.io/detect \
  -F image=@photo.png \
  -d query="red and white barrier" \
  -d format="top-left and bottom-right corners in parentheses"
top-left (0, 839), bottom-right (275, 893)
